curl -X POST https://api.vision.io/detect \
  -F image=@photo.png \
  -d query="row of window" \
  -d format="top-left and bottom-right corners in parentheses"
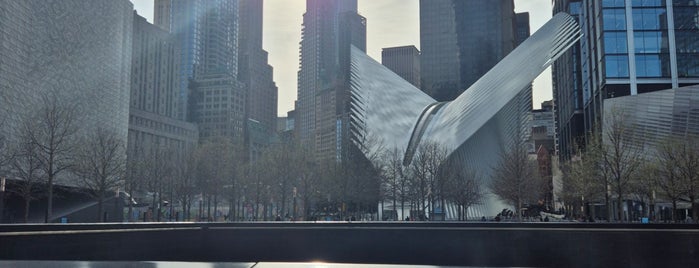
top-left (605, 53), bottom-right (699, 77)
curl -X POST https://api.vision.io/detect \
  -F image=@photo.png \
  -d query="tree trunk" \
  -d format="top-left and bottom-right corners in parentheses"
top-left (691, 196), bottom-right (697, 222)
top-left (672, 200), bottom-right (677, 223)
top-left (617, 194), bottom-right (624, 222)
top-left (24, 197), bottom-right (31, 223)
top-left (517, 199), bottom-right (522, 222)
top-left (605, 192), bottom-right (612, 221)
top-left (46, 173), bottom-right (54, 223)
top-left (213, 194), bottom-right (218, 221)
top-left (128, 199), bottom-right (133, 222)
top-left (97, 194), bottom-right (104, 223)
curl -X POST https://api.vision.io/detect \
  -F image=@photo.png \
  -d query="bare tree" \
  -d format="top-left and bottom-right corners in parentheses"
top-left (601, 111), bottom-right (643, 221)
top-left (380, 147), bottom-right (407, 220)
top-left (146, 146), bottom-right (175, 222)
top-left (27, 95), bottom-right (79, 222)
top-left (9, 124), bottom-right (44, 222)
top-left (172, 149), bottom-right (198, 221)
top-left (655, 136), bottom-right (698, 222)
top-left (631, 161), bottom-right (659, 220)
top-left (72, 129), bottom-right (126, 222)
top-left (124, 155), bottom-right (145, 222)
top-left (443, 162), bottom-right (484, 221)
top-left (672, 135), bottom-right (699, 221)
top-left (294, 142), bottom-right (320, 220)
top-left (490, 140), bottom-right (542, 221)
top-left (561, 144), bottom-right (605, 220)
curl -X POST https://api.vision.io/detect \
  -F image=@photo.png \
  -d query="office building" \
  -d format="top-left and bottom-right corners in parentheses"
top-left (296, 0), bottom-right (366, 160)
top-left (420, 0), bottom-right (523, 102)
top-left (239, 0), bottom-right (279, 142)
top-left (382, 46), bottom-right (421, 88)
top-left (530, 100), bottom-right (556, 154)
top-left (0, 0), bottom-right (133, 159)
top-left (156, 0), bottom-right (205, 121)
top-left (552, 0), bottom-right (585, 160)
top-left (554, 0), bottom-right (699, 160)
top-left (128, 13), bottom-right (198, 162)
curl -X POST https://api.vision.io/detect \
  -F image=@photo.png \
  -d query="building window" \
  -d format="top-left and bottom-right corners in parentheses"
top-left (635, 54), bottom-right (664, 77)
top-left (632, 8), bottom-right (667, 30)
top-left (605, 32), bottom-right (629, 53)
top-left (603, 9), bottom-right (627, 31)
top-left (606, 55), bottom-right (630, 77)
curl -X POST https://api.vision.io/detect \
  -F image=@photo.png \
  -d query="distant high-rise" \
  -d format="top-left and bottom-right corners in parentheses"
top-left (0, 0), bottom-right (133, 153)
top-left (382, 46), bottom-right (421, 88)
top-left (154, 0), bottom-right (171, 32)
top-left (239, 0), bottom-right (279, 151)
top-left (128, 13), bottom-right (198, 162)
top-left (157, 0), bottom-right (205, 121)
top-left (420, 0), bottom-right (520, 102)
top-left (553, 0), bottom-right (699, 160)
top-left (296, 0), bottom-right (366, 160)
top-left (552, 0), bottom-right (584, 160)
top-left (189, 0), bottom-right (247, 141)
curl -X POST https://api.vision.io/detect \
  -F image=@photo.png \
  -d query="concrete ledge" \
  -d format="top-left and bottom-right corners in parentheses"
top-left (1, 222), bottom-right (698, 267)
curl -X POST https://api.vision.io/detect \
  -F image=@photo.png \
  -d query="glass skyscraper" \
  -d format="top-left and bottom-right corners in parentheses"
top-left (420, 0), bottom-right (523, 102)
top-left (553, 0), bottom-right (699, 159)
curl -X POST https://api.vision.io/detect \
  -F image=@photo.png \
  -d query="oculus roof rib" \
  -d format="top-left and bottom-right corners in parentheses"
top-left (348, 13), bottom-right (581, 216)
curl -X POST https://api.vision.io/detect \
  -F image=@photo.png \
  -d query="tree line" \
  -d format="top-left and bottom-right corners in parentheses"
top-left (1, 95), bottom-right (549, 223)
top-left (562, 111), bottom-right (699, 222)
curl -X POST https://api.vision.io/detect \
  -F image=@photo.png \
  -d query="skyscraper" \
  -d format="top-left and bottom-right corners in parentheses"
top-left (420, 0), bottom-right (520, 102)
top-left (0, 0), bottom-right (133, 151)
top-left (128, 13), bottom-right (198, 162)
top-left (238, 0), bottom-right (279, 156)
top-left (554, 0), bottom-right (699, 159)
top-left (382, 46), bottom-right (421, 88)
top-left (188, 0), bottom-right (247, 141)
top-left (296, 0), bottom-right (366, 160)
top-left (552, 0), bottom-right (585, 160)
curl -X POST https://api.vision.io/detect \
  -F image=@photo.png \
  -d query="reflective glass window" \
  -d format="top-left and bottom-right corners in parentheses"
top-left (675, 31), bottom-right (699, 53)
top-left (605, 55), bottom-right (630, 77)
top-left (633, 31), bottom-right (665, 53)
top-left (603, 9), bottom-right (627, 30)
top-left (672, 7), bottom-right (699, 30)
top-left (632, 8), bottom-right (667, 30)
top-left (603, 0), bottom-right (626, 7)
top-left (605, 32), bottom-right (629, 53)
top-left (678, 55), bottom-right (699, 77)
top-left (635, 54), bottom-right (663, 77)
top-left (632, 0), bottom-right (665, 7)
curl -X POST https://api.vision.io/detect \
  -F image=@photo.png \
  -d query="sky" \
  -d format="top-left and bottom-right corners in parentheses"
top-left (132, 0), bottom-right (554, 116)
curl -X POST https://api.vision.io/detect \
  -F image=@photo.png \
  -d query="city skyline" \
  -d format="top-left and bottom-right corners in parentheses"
top-left (132, 0), bottom-right (554, 116)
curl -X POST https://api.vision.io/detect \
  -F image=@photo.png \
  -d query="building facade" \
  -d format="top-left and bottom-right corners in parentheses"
top-left (420, 0), bottom-right (522, 102)
top-left (554, 0), bottom-right (699, 160)
top-left (603, 84), bottom-right (699, 150)
top-left (0, 0), bottom-right (133, 156)
top-left (553, 0), bottom-right (586, 160)
top-left (239, 0), bottom-right (279, 145)
top-left (128, 13), bottom-right (198, 162)
top-left (381, 46), bottom-right (421, 88)
top-left (349, 14), bottom-right (581, 217)
top-left (586, 0), bottom-right (698, 136)
top-left (530, 101), bottom-right (556, 154)
top-left (296, 0), bottom-right (366, 160)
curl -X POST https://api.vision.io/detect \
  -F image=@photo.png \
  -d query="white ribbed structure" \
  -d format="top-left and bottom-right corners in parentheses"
top-left (349, 13), bottom-right (581, 217)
